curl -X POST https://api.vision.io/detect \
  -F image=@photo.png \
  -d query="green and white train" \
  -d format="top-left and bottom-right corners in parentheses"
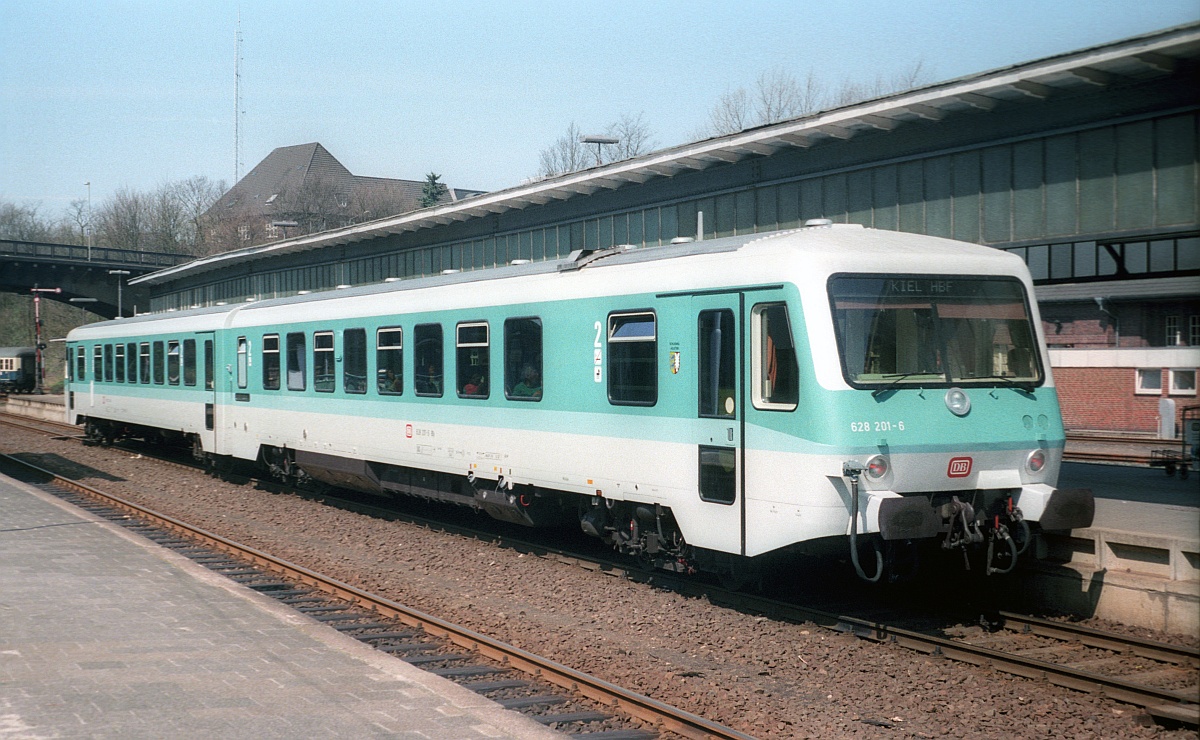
top-left (64, 222), bottom-right (1093, 581)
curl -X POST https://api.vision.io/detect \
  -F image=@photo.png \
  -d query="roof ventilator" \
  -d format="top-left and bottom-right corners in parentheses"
top-left (558, 244), bottom-right (631, 272)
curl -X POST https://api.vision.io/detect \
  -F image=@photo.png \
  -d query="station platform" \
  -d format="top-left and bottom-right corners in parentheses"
top-left (0, 473), bottom-right (560, 739)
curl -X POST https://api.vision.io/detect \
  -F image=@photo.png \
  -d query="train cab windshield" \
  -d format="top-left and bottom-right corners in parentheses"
top-left (829, 274), bottom-right (1043, 389)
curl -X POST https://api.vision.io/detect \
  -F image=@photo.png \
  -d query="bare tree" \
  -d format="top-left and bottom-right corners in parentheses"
top-left (538, 115), bottom-right (658, 177)
top-left (701, 87), bottom-right (752, 138)
top-left (830, 60), bottom-right (932, 107)
top-left (700, 60), bottom-right (932, 137)
top-left (603, 112), bottom-right (658, 162)
top-left (271, 175), bottom-right (351, 235)
top-left (175, 176), bottom-right (226, 254)
top-left (148, 183), bottom-right (189, 252)
top-left (65, 199), bottom-right (90, 243)
top-left (538, 121), bottom-right (589, 178)
top-left (95, 187), bottom-right (148, 251)
top-left (0, 201), bottom-right (53, 241)
top-left (756, 67), bottom-right (826, 125)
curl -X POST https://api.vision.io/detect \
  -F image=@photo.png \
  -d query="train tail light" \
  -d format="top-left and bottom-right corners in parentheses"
top-left (1026, 449), bottom-right (1046, 474)
top-left (866, 455), bottom-right (889, 479)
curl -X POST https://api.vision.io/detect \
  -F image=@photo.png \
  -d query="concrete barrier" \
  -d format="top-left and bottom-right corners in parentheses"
top-left (1, 394), bottom-right (66, 423)
top-left (1027, 528), bottom-right (1199, 637)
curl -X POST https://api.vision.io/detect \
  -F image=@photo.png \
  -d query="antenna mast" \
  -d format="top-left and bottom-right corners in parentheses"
top-left (234, 11), bottom-right (243, 183)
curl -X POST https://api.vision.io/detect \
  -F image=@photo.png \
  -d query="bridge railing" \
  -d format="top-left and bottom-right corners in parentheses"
top-left (0, 239), bottom-right (191, 268)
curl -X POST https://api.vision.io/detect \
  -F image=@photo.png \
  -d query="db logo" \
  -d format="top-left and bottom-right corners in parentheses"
top-left (405, 424), bottom-right (413, 439)
top-left (947, 457), bottom-right (973, 478)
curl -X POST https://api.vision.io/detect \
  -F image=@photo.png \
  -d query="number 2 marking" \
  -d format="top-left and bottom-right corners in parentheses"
top-left (593, 321), bottom-right (603, 383)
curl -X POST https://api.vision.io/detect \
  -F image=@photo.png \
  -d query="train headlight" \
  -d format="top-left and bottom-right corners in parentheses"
top-left (1026, 449), bottom-right (1046, 474)
top-left (945, 387), bottom-right (971, 417)
top-left (866, 455), bottom-right (889, 479)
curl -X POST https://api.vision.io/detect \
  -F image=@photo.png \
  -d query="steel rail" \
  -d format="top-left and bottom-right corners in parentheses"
top-left (0, 412), bottom-right (80, 438)
top-left (701, 589), bottom-right (1199, 726)
top-left (0, 453), bottom-right (755, 740)
top-left (998, 611), bottom-right (1200, 667)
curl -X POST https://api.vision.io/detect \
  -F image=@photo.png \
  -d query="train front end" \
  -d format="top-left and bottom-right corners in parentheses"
top-left (804, 240), bottom-right (1093, 581)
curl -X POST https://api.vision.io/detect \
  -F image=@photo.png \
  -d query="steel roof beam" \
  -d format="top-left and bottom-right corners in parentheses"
top-left (1010, 80), bottom-right (1054, 99)
top-left (1068, 67), bottom-right (1113, 86)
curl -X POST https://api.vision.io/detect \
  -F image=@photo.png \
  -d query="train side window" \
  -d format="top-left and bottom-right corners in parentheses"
top-left (236, 337), bottom-right (248, 389)
top-left (608, 311), bottom-right (657, 406)
top-left (752, 303), bottom-right (799, 410)
top-left (139, 343), bottom-right (150, 384)
top-left (77, 346), bottom-right (86, 381)
top-left (314, 331), bottom-right (335, 392)
top-left (115, 344), bottom-right (125, 382)
top-left (104, 344), bottom-right (114, 382)
top-left (286, 332), bottom-right (306, 391)
top-left (456, 322), bottom-right (489, 399)
top-left (204, 340), bottom-right (214, 390)
top-left (153, 341), bottom-right (165, 385)
top-left (66, 347), bottom-right (74, 381)
top-left (168, 341), bottom-right (181, 385)
top-left (376, 327), bottom-right (403, 395)
top-left (698, 309), bottom-right (735, 418)
top-left (698, 446), bottom-right (737, 505)
top-left (183, 339), bottom-right (196, 386)
top-left (262, 334), bottom-right (280, 390)
top-left (414, 324), bottom-right (443, 397)
top-left (504, 317), bottom-right (542, 401)
top-left (126, 343), bottom-right (137, 383)
top-left (93, 345), bottom-right (103, 383)
top-left (343, 328), bottom-right (366, 394)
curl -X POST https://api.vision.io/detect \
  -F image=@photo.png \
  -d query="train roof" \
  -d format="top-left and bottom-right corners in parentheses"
top-left (68, 225), bottom-right (1029, 340)
top-left (0, 346), bottom-right (36, 357)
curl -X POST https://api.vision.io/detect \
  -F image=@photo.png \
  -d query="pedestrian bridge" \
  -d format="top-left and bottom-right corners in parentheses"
top-left (0, 239), bottom-right (191, 319)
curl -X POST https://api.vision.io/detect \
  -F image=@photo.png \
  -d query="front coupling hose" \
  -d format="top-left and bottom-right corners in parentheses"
top-left (843, 462), bottom-right (883, 583)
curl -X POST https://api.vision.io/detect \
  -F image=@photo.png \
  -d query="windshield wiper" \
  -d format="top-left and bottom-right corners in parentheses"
top-left (966, 375), bottom-right (1036, 393)
top-left (871, 371), bottom-right (943, 397)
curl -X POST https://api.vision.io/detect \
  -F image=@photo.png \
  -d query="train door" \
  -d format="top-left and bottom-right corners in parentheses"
top-left (197, 332), bottom-right (216, 453)
top-left (692, 293), bottom-right (745, 555)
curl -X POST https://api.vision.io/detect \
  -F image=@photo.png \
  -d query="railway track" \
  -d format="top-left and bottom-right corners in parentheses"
top-left (0, 411), bottom-right (80, 438)
top-left (0, 452), bottom-right (753, 740)
top-left (4, 409), bottom-right (1197, 727)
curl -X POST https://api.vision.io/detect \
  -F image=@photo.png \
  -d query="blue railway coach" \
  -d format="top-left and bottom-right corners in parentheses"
top-left (64, 223), bottom-right (1093, 582)
top-left (0, 347), bottom-right (37, 394)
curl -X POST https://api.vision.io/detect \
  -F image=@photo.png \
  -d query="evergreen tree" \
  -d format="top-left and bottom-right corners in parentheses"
top-left (420, 172), bottom-right (448, 208)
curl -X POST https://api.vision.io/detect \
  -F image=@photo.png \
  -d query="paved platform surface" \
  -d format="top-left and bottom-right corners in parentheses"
top-left (0, 473), bottom-right (560, 740)
top-left (1060, 461), bottom-right (1198, 538)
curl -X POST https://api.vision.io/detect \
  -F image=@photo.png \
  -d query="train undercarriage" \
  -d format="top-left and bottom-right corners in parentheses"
top-left (79, 419), bottom-right (1074, 585)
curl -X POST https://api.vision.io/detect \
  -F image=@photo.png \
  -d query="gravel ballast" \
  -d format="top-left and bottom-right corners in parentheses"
top-left (2, 428), bottom-right (1194, 739)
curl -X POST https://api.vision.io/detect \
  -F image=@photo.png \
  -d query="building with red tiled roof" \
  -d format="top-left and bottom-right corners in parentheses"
top-left (206, 143), bottom-right (482, 245)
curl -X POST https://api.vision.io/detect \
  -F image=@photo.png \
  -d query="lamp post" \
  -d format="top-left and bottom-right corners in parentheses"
top-left (84, 181), bottom-right (92, 261)
top-left (30, 287), bottom-right (62, 395)
top-left (69, 297), bottom-right (98, 322)
top-left (108, 269), bottom-right (131, 318)
top-left (580, 135), bottom-right (619, 167)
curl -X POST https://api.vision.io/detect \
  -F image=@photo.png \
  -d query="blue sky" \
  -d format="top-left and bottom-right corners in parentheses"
top-left (2, 1), bottom-right (1197, 216)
